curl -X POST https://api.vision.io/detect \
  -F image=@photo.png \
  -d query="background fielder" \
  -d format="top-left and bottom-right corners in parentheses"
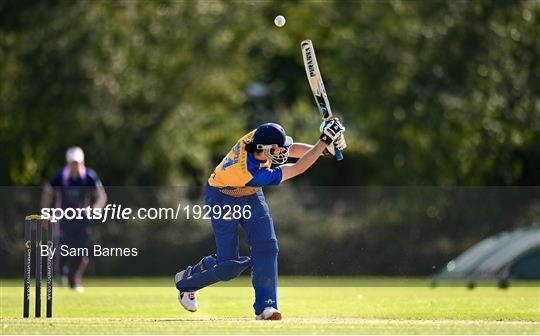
top-left (41, 147), bottom-right (107, 291)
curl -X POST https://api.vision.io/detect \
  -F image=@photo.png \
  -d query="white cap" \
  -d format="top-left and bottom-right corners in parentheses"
top-left (66, 146), bottom-right (85, 163)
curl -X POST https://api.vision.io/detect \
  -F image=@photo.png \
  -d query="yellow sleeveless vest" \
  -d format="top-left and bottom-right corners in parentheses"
top-left (208, 131), bottom-right (271, 192)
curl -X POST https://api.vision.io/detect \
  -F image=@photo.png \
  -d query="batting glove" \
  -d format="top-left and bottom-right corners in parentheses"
top-left (323, 134), bottom-right (347, 156)
top-left (320, 118), bottom-right (345, 145)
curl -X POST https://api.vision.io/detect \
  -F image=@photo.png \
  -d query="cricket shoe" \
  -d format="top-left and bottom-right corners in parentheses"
top-left (256, 307), bottom-right (282, 320)
top-left (72, 285), bottom-right (85, 293)
top-left (174, 267), bottom-right (198, 312)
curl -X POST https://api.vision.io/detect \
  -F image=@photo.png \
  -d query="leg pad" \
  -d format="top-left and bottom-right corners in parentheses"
top-left (176, 256), bottom-right (251, 292)
top-left (251, 239), bottom-right (279, 257)
top-left (215, 256), bottom-right (251, 281)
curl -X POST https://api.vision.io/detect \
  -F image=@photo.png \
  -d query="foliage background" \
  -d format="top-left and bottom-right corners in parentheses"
top-left (1, 0), bottom-right (539, 276)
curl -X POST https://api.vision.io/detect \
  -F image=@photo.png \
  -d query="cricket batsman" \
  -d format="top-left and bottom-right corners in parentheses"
top-left (174, 120), bottom-right (346, 320)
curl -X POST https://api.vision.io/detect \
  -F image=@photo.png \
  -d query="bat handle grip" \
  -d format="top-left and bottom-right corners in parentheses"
top-left (335, 148), bottom-right (343, 161)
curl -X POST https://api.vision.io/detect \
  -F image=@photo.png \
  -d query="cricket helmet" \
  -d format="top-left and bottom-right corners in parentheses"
top-left (252, 123), bottom-right (293, 164)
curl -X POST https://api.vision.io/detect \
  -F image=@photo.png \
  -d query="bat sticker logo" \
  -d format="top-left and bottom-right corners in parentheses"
top-left (314, 94), bottom-right (330, 119)
top-left (304, 48), bottom-right (316, 77)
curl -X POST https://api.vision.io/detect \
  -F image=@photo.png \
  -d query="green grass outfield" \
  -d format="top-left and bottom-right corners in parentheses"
top-left (1, 277), bottom-right (539, 334)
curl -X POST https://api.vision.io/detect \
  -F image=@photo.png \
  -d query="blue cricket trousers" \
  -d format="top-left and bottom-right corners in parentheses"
top-left (177, 184), bottom-right (279, 315)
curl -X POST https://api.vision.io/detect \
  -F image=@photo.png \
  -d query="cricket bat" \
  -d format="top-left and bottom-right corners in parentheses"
top-left (301, 39), bottom-right (343, 161)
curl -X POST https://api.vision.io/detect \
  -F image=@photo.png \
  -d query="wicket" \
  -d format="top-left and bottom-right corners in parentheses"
top-left (23, 214), bottom-right (53, 318)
